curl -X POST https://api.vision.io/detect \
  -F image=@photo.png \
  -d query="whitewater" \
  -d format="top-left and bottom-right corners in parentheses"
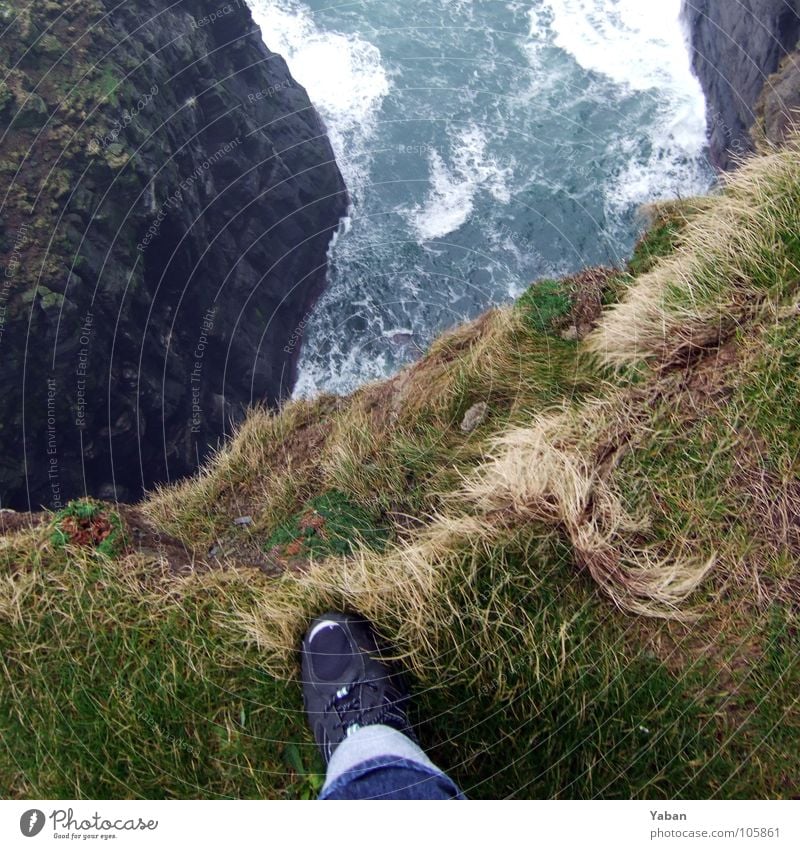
top-left (246, 0), bottom-right (713, 395)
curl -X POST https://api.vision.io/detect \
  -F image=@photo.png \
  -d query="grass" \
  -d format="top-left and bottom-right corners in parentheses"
top-left (2, 142), bottom-right (800, 798)
top-left (0, 553), bottom-right (318, 798)
top-left (588, 145), bottom-right (800, 369)
top-left (736, 319), bottom-right (800, 475)
top-left (144, 308), bottom-right (588, 551)
top-left (2, 524), bottom-right (796, 798)
top-left (626, 205), bottom-right (688, 277)
top-left (264, 491), bottom-right (389, 563)
top-left (517, 278), bottom-right (573, 332)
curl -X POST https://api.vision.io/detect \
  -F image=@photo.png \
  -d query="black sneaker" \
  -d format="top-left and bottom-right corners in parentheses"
top-left (300, 611), bottom-right (416, 763)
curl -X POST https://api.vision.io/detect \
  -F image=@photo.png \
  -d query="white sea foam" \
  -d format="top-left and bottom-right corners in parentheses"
top-left (292, 343), bottom-right (390, 398)
top-left (534, 0), bottom-right (710, 214)
top-left (540, 0), bottom-right (701, 94)
top-left (406, 125), bottom-right (512, 240)
top-left (246, 0), bottom-right (390, 189)
top-left (526, 2), bottom-right (552, 54)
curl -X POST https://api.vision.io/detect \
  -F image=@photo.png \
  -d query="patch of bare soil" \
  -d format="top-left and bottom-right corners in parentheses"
top-left (208, 535), bottom-right (287, 577)
top-left (0, 510), bottom-right (46, 536)
top-left (561, 266), bottom-right (618, 339)
top-left (112, 505), bottom-right (197, 575)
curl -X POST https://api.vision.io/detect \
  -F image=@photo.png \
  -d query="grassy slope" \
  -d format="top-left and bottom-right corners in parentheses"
top-left (2, 145), bottom-right (799, 799)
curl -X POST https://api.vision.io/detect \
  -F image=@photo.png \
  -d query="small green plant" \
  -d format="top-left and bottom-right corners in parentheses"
top-left (90, 66), bottom-right (120, 107)
top-left (283, 742), bottom-right (324, 799)
top-left (265, 490), bottom-right (388, 561)
top-left (516, 279), bottom-right (572, 332)
top-left (51, 499), bottom-right (126, 558)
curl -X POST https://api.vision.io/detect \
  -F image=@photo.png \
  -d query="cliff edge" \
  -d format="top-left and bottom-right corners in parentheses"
top-left (0, 0), bottom-right (347, 509)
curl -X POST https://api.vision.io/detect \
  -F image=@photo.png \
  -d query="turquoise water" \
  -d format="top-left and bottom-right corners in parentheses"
top-left (248, 0), bottom-right (714, 394)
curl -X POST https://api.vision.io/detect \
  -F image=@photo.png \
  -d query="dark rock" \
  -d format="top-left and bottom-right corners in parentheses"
top-left (756, 49), bottom-right (800, 145)
top-left (0, 0), bottom-right (347, 510)
top-left (684, 0), bottom-right (800, 169)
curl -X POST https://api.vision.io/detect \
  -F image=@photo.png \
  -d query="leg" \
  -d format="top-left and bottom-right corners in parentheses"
top-left (300, 612), bottom-right (464, 800)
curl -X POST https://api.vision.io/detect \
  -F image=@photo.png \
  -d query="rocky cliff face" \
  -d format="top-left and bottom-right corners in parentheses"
top-left (754, 48), bottom-right (800, 147)
top-left (684, 0), bottom-right (800, 169)
top-left (0, 0), bottom-right (347, 510)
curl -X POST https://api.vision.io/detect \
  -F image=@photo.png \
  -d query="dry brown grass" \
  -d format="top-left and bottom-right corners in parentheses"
top-left (462, 398), bottom-right (716, 617)
top-left (588, 141), bottom-right (800, 369)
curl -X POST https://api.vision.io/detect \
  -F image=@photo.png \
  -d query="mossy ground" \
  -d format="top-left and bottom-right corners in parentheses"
top-left (2, 148), bottom-right (800, 798)
top-left (50, 498), bottom-right (126, 558)
top-left (265, 491), bottom-right (388, 565)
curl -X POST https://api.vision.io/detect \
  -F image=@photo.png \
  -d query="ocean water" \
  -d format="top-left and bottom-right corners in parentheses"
top-left (247, 0), bottom-right (713, 396)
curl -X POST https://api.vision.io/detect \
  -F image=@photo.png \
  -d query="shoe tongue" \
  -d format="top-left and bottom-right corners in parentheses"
top-left (309, 623), bottom-right (352, 681)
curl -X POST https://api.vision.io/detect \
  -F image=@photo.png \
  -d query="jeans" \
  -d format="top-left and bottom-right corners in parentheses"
top-left (319, 724), bottom-right (465, 800)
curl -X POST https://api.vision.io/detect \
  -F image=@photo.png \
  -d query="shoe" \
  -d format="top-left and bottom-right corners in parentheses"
top-left (300, 611), bottom-right (416, 763)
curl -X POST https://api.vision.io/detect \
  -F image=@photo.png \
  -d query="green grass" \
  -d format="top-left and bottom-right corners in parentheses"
top-left (609, 306), bottom-right (800, 580)
top-left (419, 530), bottom-right (799, 798)
top-left (735, 321), bottom-right (800, 475)
top-left (516, 279), bottom-right (572, 332)
top-left (627, 217), bottom-right (684, 277)
top-left (1, 527), bottom-right (795, 798)
top-left (0, 556), bottom-right (319, 799)
top-left (265, 491), bottom-right (389, 560)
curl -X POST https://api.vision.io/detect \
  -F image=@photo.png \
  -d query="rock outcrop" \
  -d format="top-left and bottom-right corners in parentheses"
top-left (684, 0), bottom-right (800, 169)
top-left (0, 0), bottom-right (347, 509)
top-left (754, 49), bottom-right (800, 146)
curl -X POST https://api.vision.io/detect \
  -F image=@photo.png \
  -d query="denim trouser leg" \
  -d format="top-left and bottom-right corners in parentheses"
top-left (318, 724), bottom-right (465, 800)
